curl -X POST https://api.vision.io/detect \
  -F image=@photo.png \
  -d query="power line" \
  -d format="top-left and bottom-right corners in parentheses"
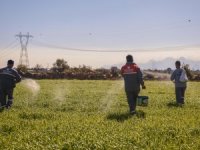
top-left (32, 40), bottom-right (129, 52)
top-left (0, 51), bottom-right (19, 66)
top-left (0, 43), bottom-right (19, 58)
top-left (0, 39), bottom-right (18, 54)
top-left (0, 44), bottom-right (19, 67)
top-left (32, 40), bottom-right (200, 53)
top-left (0, 42), bottom-right (19, 61)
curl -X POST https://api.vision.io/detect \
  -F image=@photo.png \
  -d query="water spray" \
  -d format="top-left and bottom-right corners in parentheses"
top-left (21, 79), bottom-right (40, 96)
top-left (99, 80), bottom-right (124, 112)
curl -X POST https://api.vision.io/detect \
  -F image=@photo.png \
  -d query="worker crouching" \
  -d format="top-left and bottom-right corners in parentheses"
top-left (0, 60), bottom-right (21, 109)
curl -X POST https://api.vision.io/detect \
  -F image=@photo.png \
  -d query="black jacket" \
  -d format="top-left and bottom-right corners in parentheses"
top-left (0, 67), bottom-right (21, 89)
top-left (121, 63), bottom-right (144, 92)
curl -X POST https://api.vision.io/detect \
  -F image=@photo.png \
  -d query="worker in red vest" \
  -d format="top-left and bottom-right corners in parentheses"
top-left (121, 55), bottom-right (146, 115)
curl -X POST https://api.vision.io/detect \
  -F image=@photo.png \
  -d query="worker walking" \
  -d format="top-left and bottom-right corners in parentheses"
top-left (0, 60), bottom-right (21, 109)
top-left (171, 61), bottom-right (187, 106)
top-left (121, 55), bottom-right (146, 115)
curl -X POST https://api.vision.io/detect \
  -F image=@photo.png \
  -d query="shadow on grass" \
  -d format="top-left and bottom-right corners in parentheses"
top-left (167, 102), bottom-right (184, 108)
top-left (107, 110), bottom-right (146, 122)
top-left (0, 106), bottom-right (6, 113)
top-left (0, 108), bottom-right (4, 113)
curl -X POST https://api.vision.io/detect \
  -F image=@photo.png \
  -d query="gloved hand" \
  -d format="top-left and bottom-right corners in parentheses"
top-left (142, 85), bottom-right (146, 89)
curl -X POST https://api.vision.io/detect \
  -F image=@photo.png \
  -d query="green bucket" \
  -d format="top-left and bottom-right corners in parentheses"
top-left (137, 96), bottom-right (149, 106)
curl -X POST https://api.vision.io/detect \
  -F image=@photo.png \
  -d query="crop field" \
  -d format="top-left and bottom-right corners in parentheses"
top-left (0, 80), bottom-right (200, 149)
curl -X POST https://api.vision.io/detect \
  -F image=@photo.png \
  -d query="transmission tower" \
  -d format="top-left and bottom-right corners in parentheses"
top-left (16, 32), bottom-right (33, 67)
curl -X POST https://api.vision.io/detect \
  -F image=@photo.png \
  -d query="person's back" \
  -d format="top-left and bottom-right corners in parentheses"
top-left (0, 60), bottom-right (21, 109)
top-left (121, 62), bottom-right (143, 92)
top-left (121, 55), bottom-right (145, 114)
top-left (0, 67), bottom-right (20, 89)
top-left (170, 61), bottom-right (187, 105)
top-left (171, 68), bottom-right (187, 88)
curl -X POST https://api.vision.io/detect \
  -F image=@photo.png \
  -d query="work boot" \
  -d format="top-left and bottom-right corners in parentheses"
top-left (130, 110), bottom-right (136, 115)
top-left (6, 100), bottom-right (13, 109)
top-left (177, 103), bottom-right (184, 107)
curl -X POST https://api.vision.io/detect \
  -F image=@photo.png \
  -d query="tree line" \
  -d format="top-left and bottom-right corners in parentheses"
top-left (17, 59), bottom-right (120, 80)
top-left (16, 58), bottom-right (200, 81)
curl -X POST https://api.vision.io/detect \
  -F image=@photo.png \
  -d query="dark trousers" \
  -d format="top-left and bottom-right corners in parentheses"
top-left (125, 91), bottom-right (139, 112)
top-left (175, 87), bottom-right (186, 104)
top-left (0, 88), bottom-right (14, 107)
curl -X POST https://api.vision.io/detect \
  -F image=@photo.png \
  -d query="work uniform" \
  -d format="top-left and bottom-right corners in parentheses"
top-left (0, 67), bottom-right (21, 108)
top-left (170, 68), bottom-right (187, 104)
top-left (121, 63), bottom-right (144, 112)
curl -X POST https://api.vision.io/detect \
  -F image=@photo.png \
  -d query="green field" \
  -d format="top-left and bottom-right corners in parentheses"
top-left (0, 80), bottom-right (200, 149)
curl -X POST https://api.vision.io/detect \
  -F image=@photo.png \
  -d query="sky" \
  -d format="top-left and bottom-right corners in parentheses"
top-left (0, 0), bottom-right (200, 68)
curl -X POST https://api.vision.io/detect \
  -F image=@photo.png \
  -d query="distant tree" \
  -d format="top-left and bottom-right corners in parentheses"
top-left (78, 65), bottom-right (92, 73)
top-left (111, 66), bottom-right (120, 77)
top-left (34, 64), bottom-right (43, 73)
top-left (52, 59), bottom-right (70, 73)
top-left (17, 64), bottom-right (28, 74)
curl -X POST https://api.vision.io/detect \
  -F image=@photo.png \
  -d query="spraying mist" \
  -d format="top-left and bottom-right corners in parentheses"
top-left (54, 85), bottom-right (67, 106)
top-left (99, 80), bottom-right (124, 112)
top-left (22, 79), bottom-right (40, 96)
top-left (143, 71), bottom-right (171, 80)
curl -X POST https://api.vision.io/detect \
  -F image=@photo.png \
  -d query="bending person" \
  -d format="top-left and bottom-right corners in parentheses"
top-left (0, 60), bottom-right (21, 109)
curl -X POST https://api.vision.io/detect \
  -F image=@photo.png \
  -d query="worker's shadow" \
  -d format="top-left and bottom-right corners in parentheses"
top-left (107, 110), bottom-right (146, 122)
top-left (0, 108), bottom-right (4, 113)
top-left (167, 102), bottom-right (180, 108)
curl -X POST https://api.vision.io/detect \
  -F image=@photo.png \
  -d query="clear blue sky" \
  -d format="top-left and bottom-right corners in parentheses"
top-left (0, 0), bottom-right (200, 68)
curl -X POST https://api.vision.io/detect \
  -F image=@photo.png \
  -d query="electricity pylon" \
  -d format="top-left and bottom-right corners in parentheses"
top-left (16, 32), bottom-right (33, 67)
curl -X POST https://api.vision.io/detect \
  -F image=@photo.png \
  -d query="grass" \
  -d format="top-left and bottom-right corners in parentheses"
top-left (0, 80), bottom-right (200, 149)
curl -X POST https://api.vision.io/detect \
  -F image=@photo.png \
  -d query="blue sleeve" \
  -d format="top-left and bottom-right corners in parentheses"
top-left (170, 70), bottom-right (176, 81)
